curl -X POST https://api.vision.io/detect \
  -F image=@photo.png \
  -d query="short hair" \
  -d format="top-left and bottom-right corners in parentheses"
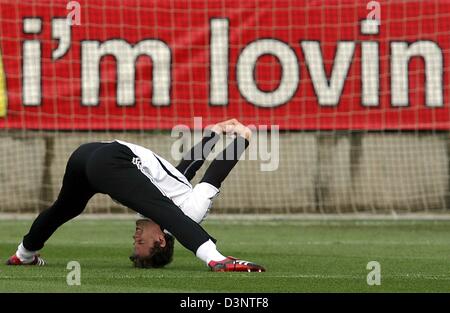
top-left (129, 233), bottom-right (175, 268)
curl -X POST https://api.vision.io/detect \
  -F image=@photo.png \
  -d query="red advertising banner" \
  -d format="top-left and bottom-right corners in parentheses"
top-left (0, 0), bottom-right (449, 130)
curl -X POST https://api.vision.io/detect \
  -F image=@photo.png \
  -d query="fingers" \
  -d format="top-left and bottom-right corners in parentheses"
top-left (211, 119), bottom-right (252, 141)
top-left (210, 124), bottom-right (223, 134)
top-left (236, 124), bottom-right (252, 141)
top-left (209, 119), bottom-right (239, 135)
top-left (226, 124), bottom-right (252, 141)
top-left (224, 124), bottom-right (234, 134)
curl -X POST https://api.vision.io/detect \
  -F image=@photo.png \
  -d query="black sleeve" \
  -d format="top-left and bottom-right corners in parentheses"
top-left (176, 129), bottom-right (220, 181)
top-left (200, 135), bottom-right (249, 189)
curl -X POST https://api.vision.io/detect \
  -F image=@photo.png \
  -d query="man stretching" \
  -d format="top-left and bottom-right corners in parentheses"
top-left (6, 119), bottom-right (266, 272)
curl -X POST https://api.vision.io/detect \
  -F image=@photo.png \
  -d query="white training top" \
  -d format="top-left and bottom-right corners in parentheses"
top-left (115, 139), bottom-right (219, 224)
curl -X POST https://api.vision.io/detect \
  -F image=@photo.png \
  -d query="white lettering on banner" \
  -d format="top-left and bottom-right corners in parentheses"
top-left (22, 18), bottom-right (42, 106)
top-left (21, 17), bottom-right (444, 109)
top-left (81, 39), bottom-right (171, 106)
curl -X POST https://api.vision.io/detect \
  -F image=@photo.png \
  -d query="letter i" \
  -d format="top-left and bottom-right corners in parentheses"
top-left (360, 18), bottom-right (380, 107)
top-left (23, 18), bottom-right (42, 106)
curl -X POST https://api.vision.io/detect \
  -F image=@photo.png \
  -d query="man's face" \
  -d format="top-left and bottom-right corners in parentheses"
top-left (133, 219), bottom-right (166, 257)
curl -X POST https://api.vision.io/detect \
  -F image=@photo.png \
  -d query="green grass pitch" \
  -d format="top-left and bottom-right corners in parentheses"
top-left (0, 218), bottom-right (449, 292)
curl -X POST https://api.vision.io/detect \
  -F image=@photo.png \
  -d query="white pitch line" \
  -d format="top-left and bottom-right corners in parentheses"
top-left (2, 213), bottom-right (450, 221)
top-left (1, 274), bottom-right (450, 280)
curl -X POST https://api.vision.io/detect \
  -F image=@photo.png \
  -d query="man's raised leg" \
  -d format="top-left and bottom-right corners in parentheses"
top-left (6, 143), bottom-right (100, 265)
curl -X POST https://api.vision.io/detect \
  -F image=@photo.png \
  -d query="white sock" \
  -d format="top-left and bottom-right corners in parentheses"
top-left (16, 242), bottom-right (36, 263)
top-left (196, 240), bottom-right (226, 265)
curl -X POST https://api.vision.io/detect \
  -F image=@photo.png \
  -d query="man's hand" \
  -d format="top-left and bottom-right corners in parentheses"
top-left (210, 119), bottom-right (252, 141)
top-left (210, 118), bottom-right (237, 134)
top-left (226, 123), bottom-right (252, 141)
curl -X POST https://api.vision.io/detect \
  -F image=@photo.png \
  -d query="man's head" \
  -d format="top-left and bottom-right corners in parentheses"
top-left (129, 219), bottom-right (174, 268)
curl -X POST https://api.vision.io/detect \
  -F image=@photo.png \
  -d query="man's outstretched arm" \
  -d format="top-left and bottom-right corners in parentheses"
top-left (176, 119), bottom-right (241, 181)
top-left (200, 121), bottom-right (252, 189)
top-left (178, 120), bottom-right (251, 224)
top-left (176, 128), bottom-right (220, 181)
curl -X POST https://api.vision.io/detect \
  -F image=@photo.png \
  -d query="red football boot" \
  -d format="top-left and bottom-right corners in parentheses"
top-left (208, 256), bottom-right (265, 272)
top-left (6, 254), bottom-right (46, 266)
